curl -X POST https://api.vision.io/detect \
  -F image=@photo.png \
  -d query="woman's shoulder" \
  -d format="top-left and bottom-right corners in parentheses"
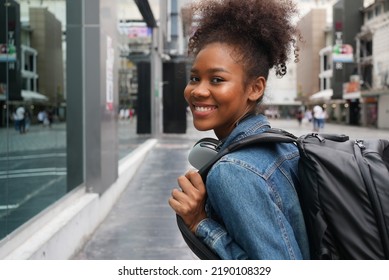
top-left (210, 139), bottom-right (299, 180)
top-left (226, 128), bottom-right (299, 160)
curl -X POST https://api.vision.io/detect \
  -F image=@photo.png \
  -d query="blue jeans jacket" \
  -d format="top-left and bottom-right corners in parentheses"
top-left (195, 114), bottom-right (310, 259)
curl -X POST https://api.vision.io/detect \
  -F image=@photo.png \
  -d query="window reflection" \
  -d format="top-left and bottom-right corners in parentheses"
top-left (0, 0), bottom-right (153, 242)
top-left (117, 22), bottom-right (152, 159)
top-left (0, 0), bottom-right (67, 240)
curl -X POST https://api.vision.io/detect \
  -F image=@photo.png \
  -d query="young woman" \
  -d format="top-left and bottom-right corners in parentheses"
top-left (169, 0), bottom-right (310, 260)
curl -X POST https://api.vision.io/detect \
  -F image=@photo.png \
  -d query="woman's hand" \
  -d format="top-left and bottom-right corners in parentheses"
top-left (169, 170), bottom-right (207, 233)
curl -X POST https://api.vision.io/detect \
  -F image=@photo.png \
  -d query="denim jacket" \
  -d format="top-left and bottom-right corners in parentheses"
top-left (195, 114), bottom-right (310, 260)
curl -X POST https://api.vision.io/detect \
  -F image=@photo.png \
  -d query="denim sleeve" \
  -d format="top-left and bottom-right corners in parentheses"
top-left (197, 159), bottom-right (305, 260)
top-left (195, 218), bottom-right (248, 259)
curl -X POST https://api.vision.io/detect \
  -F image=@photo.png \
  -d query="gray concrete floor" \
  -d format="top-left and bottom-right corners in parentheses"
top-left (73, 119), bottom-right (215, 260)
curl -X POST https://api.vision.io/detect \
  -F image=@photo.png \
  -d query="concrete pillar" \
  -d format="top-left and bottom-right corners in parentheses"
top-left (66, 0), bottom-right (118, 194)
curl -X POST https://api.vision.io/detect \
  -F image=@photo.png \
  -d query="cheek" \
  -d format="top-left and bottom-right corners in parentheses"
top-left (184, 85), bottom-right (191, 102)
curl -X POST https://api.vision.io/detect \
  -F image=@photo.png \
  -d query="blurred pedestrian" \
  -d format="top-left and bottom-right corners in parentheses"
top-left (119, 108), bottom-right (125, 119)
top-left (16, 105), bottom-right (26, 134)
top-left (320, 108), bottom-right (327, 130)
top-left (313, 105), bottom-right (323, 132)
top-left (25, 109), bottom-right (31, 132)
top-left (129, 108), bottom-right (135, 122)
top-left (296, 109), bottom-right (303, 126)
top-left (305, 109), bottom-right (312, 124)
top-left (12, 110), bottom-right (19, 131)
top-left (46, 109), bottom-right (53, 127)
top-left (38, 110), bottom-right (47, 126)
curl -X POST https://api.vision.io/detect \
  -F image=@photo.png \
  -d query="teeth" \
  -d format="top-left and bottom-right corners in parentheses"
top-left (195, 106), bottom-right (215, 112)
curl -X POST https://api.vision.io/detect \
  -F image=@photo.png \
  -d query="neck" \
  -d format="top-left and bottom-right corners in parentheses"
top-left (235, 111), bottom-right (255, 127)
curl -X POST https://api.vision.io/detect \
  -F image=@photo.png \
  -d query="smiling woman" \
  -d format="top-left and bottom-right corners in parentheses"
top-left (185, 43), bottom-right (265, 139)
top-left (169, 0), bottom-right (310, 260)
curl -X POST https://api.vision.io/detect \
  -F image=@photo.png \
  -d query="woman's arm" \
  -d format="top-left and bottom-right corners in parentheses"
top-left (204, 161), bottom-right (302, 259)
top-left (169, 171), bottom-right (207, 232)
top-left (169, 170), bottom-right (248, 259)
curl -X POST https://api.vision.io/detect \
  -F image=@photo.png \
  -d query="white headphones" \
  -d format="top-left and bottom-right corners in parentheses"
top-left (188, 138), bottom-right (221, 169)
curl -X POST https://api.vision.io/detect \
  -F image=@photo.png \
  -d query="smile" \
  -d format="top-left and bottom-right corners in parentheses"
top-left (194, 105), bottom-right (217, 112)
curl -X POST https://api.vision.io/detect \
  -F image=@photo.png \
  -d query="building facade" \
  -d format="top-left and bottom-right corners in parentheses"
top-left (296, 8), bottom-right (328, 105)
top-left (357, 0), bottom-right (389, 129)
top-left (297, 0), bottom-right (389, 128)
top-left (0, 0), bottom-right (160, 259)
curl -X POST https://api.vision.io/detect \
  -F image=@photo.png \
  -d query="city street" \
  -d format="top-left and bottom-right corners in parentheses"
top-left (73, 118), bottom-right (389, 260)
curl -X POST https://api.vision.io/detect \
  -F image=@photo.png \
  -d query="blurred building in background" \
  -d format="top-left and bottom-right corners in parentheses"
top-left (296, 0), bottom-right (389, 128)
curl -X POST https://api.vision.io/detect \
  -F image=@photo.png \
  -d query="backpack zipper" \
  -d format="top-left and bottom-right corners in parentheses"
top-left (355, 140), bottom-right (366, 150)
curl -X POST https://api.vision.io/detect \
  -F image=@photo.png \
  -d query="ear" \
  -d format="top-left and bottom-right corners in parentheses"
top-left (248, 76), bottom-right (266, 102)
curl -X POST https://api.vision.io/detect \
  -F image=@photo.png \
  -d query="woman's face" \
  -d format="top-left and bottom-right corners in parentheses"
top-left (184, 42), bottom-right (261, 139)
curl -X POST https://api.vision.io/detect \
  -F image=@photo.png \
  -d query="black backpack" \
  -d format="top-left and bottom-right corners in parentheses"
top-left (176, 129), bottom-right (389, 260)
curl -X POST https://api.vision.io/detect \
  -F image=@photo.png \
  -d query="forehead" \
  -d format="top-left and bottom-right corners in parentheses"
top-left (192, 43), bottom-right (243, 71)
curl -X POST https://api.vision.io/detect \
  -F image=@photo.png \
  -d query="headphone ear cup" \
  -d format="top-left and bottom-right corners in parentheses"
top-left (188, 138), bottom-right (220, 169)
top-left (193, 137), bottom-right (220, 146)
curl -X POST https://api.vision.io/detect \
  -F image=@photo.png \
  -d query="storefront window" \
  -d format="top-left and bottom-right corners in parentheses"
top-left (0, 0), bottom-right (67, 240)
top-left (117, 22), bottom-right (152, 159)
top-left (0, 0), bottom-right (153, 243)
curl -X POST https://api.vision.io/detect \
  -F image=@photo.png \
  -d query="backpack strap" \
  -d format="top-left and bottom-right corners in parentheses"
top-left (176, 128), bottom-right (297, 260)
top-left (198, 128), bottom-right (297, 182)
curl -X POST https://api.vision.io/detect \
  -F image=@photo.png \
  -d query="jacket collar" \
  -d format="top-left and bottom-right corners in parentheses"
top-left (220, 113), bottom-right (271, 149)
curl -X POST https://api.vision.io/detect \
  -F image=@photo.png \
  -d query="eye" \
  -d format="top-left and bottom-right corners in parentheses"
top-left (211, 77), bottom-right (224, 84)
top-left (189, 76), bottom-right (199, 83)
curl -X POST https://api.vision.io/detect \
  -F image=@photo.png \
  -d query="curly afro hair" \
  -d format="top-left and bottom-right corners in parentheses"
top-left (188, 0), bottom-right (301, 80)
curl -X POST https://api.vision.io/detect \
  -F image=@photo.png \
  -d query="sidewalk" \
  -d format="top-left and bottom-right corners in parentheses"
top-left (73, 119), bottom-right (215, 260)
top-left (73, 118), bottom-right (389, 260)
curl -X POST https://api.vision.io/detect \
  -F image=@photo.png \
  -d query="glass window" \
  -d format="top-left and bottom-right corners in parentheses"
top-left (375, 4), bottom-right (382, 17)
top-left (367, 9), bottom-right (373, 20)
top-left (117, 22), bottom-right (152, 159)
top-left (0, 0), bottom-right (67, 240)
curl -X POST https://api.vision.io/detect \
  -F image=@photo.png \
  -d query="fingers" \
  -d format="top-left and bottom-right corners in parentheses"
top-left (169, 183), bottom-right (196, 213)
top-left (168, 188), bottom-right (193, 217)
top-left (169, 187), bottom-right (187, 207)
top-left (168, 191), bottom-right (183, 212)
top-left (184, 171), bottom-right (206, 194)
top-left (177, 175), bottom-right (194, 194)
top-left (169, 173), bottom-right (206, 214)
top-left (168, 186), bottom-right (207, 233)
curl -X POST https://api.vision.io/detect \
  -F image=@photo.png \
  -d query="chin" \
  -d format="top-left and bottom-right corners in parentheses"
top-left (193, 120), bottom-right (213, 132)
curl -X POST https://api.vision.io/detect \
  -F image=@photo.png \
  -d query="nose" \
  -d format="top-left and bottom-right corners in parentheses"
top-left (190, 83), bottom-right (210, 98)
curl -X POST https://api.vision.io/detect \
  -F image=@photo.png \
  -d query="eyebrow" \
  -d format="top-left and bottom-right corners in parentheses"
top-left (190, 67), bottom-right (231, 75)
